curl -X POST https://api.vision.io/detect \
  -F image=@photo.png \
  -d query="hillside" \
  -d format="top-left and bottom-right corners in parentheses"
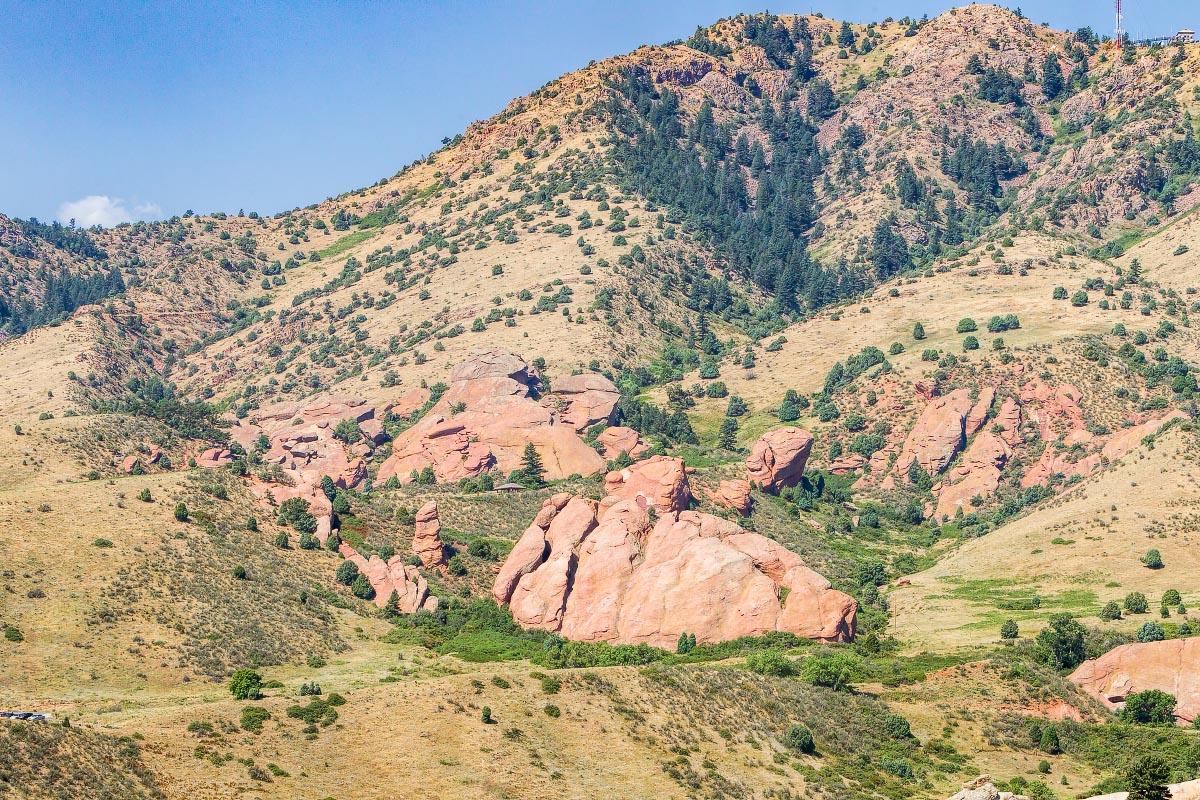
top-left (3, 5), bottom-right (1200, 800)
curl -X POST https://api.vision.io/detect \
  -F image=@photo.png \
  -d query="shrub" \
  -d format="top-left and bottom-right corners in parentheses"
top-left (1034, 614), bottom-right (1086, 669)
top-left (888, 342), bottom-right (904, 355)
top-left (744, 650), bottom-right (795, 677)
top-left (1126, 754), bottom-right (1171, 800)
top-left (1137, 621), bottom-right (1166, 643)
top-left (1000, 619), bottom-right (1019, 639)
top-left (350, 573), bottom-right (375, 600)
top-left (543, 704), bottom-right (561, 718)
top-left (784, 724), bottom-right (815, 754)
top-left (481, 706), bottom-right (494, 724)
top-left (963, 335), bottom-right (979, 350)
top-left (447, 555), bottom-right (468, 576)
top-left (92, 538), bottom-right (114, 548)
top-left (1125, 592), bottom-right (1149, 614)
top-left (883, 713), bottom-right (911, 739)
top-left (173, 502), bottom-right (189, 522)
top-left (335, 560), bottom-right (359, 586)
top-left (232, 565), bottom-right (247, 580)
top-left (1120, 689), bottom-right (1177, 725)
top-left (912, 322), bottom-right (926, 340)
top-left (3, 625), bottom-right (23, 643)
top-left (137, 488), bottom-right (152, 502)
top-left (799, 652), bottom-right (859, 691)
top-left (1163, 589), bottom-right (1182, 607)
top-left (956, 318), bottom-right (978, 333)
top-left (1142, 549), bottom-right (1164, 569)
top-left (240, 706), bottom-right (271, 734)
top-left (229, 669), bottom-right (263, 700)
top-left (273, 531), bottom-right (288, 549)
top-left (1099, 601), bottom-right (1122, 621)
top-left (1071, 290), bottom-right (1089, 306)
top-left (1053, 286), bottom-right (1068, 300)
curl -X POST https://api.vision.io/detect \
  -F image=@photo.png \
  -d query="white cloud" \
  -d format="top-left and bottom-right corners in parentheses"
top-left (56, 195), bottom-right (161, 228)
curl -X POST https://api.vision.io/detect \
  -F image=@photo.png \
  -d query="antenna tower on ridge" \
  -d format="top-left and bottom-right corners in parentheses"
top-left (1115, 0), bottom-right (1123, 49)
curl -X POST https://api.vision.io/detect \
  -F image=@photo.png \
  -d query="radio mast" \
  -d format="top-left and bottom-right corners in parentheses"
top-left (1115, 0), bottom-right (1123, 49)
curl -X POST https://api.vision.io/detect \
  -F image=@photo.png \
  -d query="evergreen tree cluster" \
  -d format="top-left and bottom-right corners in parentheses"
top-left (0, 264), bottom-right (125, 335)
top-left (940, 133), bottom-right (1026, 210)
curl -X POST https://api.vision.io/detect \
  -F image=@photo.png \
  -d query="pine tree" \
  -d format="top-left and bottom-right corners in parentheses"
top-left (837, 20), bottom-right (855, 48)
top-left (912, 322), bottom-right (926, 340)
top-left (1126, 755), bottom-right (1171, 800)
top-left (718, 418), bottom-right (738, 450)
top-left (520, 442), bottom-right (545, 486)
top-left (1041, 53), bottom-right (1064, 99)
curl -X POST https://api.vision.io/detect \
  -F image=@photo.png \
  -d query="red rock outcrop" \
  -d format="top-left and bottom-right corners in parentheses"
top-left (493, 496), bottom-right (856, 649)
top-left (934, 432), bottom-right (1012, 520)
top-left (551, 373), bottom-right (620, 432)
top-left (745, 427), bottom-right (814, 492)
top-left (1070, 638), bottom-right (1200, 727)
top-left (604, 455), bottom-right (691, 512)
top-left (1021, 411), bottom-right (1184, 488)
top-left (597, 426), bottom-right (647, 459)
top-left (339, 542), bottom-right (439, 613)
top-left (706, 479), bottom-right (752, 516)
top-left (412, 500), bottom-right (445, 568)
top-left (894, 388), bottom-right (974, 478)
top-left (377, 350), bottom-right (605, 485)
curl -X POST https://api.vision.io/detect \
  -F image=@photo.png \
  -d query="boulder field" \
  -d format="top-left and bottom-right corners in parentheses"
top-left (492, 457), bottom-right (856, 649)
top-left (1069, 638), bottom-right (1200, 727)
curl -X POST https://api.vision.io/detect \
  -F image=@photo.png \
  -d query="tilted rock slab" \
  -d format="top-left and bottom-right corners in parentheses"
top-left (1069, 638), bottom-right (1200, 727)
top-left (493, 494), bottom-right (856, 649)
top-left (603, 454), bottom-right (691, 512)
top-left (339, 542), bottom-right (438, 614)
top-left (411, 500), bottom-right (445, 568)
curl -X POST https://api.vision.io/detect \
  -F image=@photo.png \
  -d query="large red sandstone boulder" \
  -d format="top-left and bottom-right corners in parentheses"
top-left (377, 350), bottom-right (605, 484)
top-left (706, 479), bottom-right (752, 516)
top-left (1069, 638), bottom-right (1200, 726)
top-left (412, 500), bottom-right (445, 568)
top-left (894, 388), bottom-right (973, 478)
top-left (551, 373), bottom-right (620, 432)
top-left (493, 497), bottom-right (855, 649)
top-left (604, 455), bottom-right (691, 512)
top-left (745, 427), bottom-right (814, 492)
top-left (597, 426), bottom-right (647, 459)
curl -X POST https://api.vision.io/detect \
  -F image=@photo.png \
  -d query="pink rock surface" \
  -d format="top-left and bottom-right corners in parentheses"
top-left (604, 455), bottom-right (691, 512)
top-left (745, 427), bottom-right (814, 492)
top-left (378, 350), bottom-right (605, 484)
top-left (706, 479), bottom-right (752, 516)
top-left (934, 432), bottom-right (1012, 520)
top-left (1070, 638), bottom-right (1200, 726)
top-left (965, 387), bottom-right (996, 437)
top-left (551, 373), bottom-right (620, 432)
top-left (412, 500), bottom-right (445, 568)
top-left (597, 426), bottom-right (647, 459)
top-left (494, 497), bottom-right (856, 648)
top-left (894, 388), bottom-right (974, 478)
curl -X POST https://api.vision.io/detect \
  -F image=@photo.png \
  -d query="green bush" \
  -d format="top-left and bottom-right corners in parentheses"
top-left (229, 668), bottom-right (263, 700)
top-left (1125, 592), bottom-right (1149, 614)
top-left (1119, 689), bottom-right (1176, 725)
top-left (784, 723), bottom-right (815, 753)
top-left (745, 650), bottom-right (795, 677)
top-left (956, 318), bottom-right (977, 333)
top-left (173, 502), bottom-right (189, 522)
top-left (240, 706), bottom-right (271, 734)
top-left (883, 713), bottom-right (911, 739)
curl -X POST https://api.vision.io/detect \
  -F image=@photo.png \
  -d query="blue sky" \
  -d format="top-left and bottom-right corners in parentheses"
top-left (1, 1), bottom-right (1189, 225)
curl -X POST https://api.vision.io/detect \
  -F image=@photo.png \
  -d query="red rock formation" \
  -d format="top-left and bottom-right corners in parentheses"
top-left (706, 478), bottom-right (752, 516)
top-left (934, 432), bottom-right (1013, 520)
top-left (494, 497), bottom-right (856, 649)
top-left (551, 373), bottom-right (620, 432)
top-left (830, 454), bottom-right (867, 475)
top-left (745, 427), bottom-right (814, 492)
top-left (604, 455), bottom-right (691, 512)
top-left (894, 388), bottom-right (974, 478)
top-left (965, 386), bottom-right (996, 437)
top-left (1020, 411), bottom-right (1184, 488)
top-left (338, 542), bottom-right (438, 613)
top-left (412, 500), bottom-right (445, 568)
top-left (596, 426), bottom-right (647, 460)
top-left (1070, 638), bottom-right (1200, 726)
top-left (377, 350), bottom-right (605, 484)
